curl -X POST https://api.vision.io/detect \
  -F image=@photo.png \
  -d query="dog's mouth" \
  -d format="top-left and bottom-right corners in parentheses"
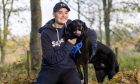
top-left (73, 30), bottom-right (82, 37)
top-left (74, 33), bottom-right (81, 37)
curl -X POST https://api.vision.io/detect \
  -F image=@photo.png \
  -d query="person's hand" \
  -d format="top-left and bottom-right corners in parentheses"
top-left (68, 38), bottom-right (77, 45)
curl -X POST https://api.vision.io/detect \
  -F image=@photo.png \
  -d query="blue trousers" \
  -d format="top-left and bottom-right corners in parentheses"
top-left (36, 67), bottom-right (81, 84)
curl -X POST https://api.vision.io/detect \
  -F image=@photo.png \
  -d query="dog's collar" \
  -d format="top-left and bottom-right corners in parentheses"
top-left (71, 41), bottom-right (83, 58)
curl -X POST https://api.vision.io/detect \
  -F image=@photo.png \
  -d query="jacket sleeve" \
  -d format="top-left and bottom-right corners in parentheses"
top-left (88, 29), bottom-right (97, 58)
top-left (41, 31), bottom-right (74, 65)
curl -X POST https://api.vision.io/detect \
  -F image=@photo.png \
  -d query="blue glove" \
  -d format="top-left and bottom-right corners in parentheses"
top-left (71, 41), bottom-right (83, 58)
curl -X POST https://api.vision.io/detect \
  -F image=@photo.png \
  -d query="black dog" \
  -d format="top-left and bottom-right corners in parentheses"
top-left (64, 19), bottom-right (92, 84)
top-left (64, 19), bottom-right (119, 84)
top-left (90, 41), bottom-right (119, 83)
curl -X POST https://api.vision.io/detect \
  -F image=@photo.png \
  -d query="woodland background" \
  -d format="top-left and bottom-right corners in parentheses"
top-left (0, 0), bottom-right (140, 84)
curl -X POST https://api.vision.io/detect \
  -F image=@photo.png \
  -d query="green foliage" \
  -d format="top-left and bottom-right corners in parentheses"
top-left (118, 52), bottom-right (140, 70)
top-left (88, 64), bottom-right (97, 83)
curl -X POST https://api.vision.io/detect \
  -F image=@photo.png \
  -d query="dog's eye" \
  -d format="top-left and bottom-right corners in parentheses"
top-left (77, 27), bottom-right (82, 31)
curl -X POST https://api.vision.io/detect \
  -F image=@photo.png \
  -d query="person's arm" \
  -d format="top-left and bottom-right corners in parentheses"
top-left (88, 29), bottom-right (97, 59)
top-left (41, 31), bottom-right (76, 65)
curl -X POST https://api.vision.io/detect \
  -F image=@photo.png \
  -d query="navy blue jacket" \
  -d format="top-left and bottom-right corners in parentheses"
top-left (39, 19), bottom-right (76, 69)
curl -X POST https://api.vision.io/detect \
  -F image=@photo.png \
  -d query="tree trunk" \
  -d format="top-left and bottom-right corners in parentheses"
top-left (0, 28), bottom-right (1, 62)
top-left (1, 0), bottom-right (12, 63)
top-left (1, 0), bottom-right (6, 63)
top-left (77, 0), bottom-right (80, 19)
top-left (30, 0), bottom-right (42, 70)
top-left (98, 8), bottom-right (103, 42)
top-left (1, 46), bottom-right (6, 63)
top-left (102, 0), bottom-right (112, 46)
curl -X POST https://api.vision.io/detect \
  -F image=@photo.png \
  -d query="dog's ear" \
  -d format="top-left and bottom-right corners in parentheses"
top-left (63, 23), bottom-right (73, 40)
top-left (83, 22), bottom-right (88, 36)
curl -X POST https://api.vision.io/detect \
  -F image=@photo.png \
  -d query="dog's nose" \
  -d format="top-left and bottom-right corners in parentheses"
top-left (74, 30), bottom-right (82, 36)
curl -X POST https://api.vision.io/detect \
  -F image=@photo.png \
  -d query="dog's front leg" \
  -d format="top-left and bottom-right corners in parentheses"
top-left (83, 63), bottom-right (88, 84)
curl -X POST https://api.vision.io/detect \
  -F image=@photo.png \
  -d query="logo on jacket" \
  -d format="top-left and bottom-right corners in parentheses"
top-left (52, 39), bottom-right (64, 47)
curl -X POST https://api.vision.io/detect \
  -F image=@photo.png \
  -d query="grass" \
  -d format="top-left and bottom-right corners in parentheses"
top-left (118, 51), bottom-right (140, 71)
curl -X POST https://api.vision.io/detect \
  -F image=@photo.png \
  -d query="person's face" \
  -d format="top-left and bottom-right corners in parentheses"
top-left (53, 8), bottom-right (69, 25)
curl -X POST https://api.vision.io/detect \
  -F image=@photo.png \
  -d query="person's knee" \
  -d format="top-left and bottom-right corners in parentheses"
top-left (64, 72), bottom-right (81, 84)
top-left (64, 77), bottom-right (81, 84)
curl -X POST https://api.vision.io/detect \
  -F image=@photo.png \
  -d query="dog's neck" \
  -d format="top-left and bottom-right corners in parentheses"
top-left (76, 35), bottom-right (84, 43)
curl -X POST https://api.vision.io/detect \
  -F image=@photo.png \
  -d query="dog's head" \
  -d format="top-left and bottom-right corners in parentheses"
top-left (64, 19), bottom-right (88, 40)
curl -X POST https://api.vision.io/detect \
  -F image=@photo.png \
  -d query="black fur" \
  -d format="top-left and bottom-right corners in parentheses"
top-left (64, 19), bottom-right (119, 84)
top-left (90, 41), bottom-right (119, 83)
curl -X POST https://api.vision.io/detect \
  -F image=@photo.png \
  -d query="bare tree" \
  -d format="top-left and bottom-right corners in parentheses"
top-left (64, 0), bottom-right (96, 25)
top-left (103, 0), bottom-right (112, 46)
top-left (30, 0), bottom-right (42, 70)
top-left (1, 0), bottom-right (14, 63)
top-left (77, 0), bottom-right (80, 19)
top-left (0, 3), bottom-right (2, 62)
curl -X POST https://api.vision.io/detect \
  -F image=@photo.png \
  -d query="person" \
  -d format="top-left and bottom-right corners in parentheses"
top-left (36, 2), bottom-right (82, 84)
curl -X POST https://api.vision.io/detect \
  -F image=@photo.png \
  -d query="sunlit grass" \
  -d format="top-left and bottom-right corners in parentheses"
top-left (118, 51), bottom-right (140, 70)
